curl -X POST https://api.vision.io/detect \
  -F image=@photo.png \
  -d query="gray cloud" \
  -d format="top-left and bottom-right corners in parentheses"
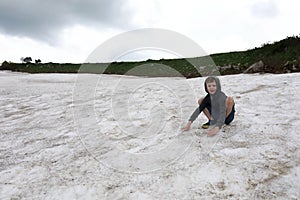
top-left (0, 0), bottom-right (133, 44)
top-left (251, 0), bottom-right (279, 19)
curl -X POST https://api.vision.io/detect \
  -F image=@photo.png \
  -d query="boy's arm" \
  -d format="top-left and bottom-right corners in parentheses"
top-left (182, 107), bottom-right (201, 131)
top-left (182, 95), bottom-right (209, 131)
top-left (207, 97), bottom-right (225, 136)
top-left (207, 94), bottom-right (226, 136)
top-left (189, 107), bottom-right (201, 123)
top-left (215, 96), bottom-right (227, 129)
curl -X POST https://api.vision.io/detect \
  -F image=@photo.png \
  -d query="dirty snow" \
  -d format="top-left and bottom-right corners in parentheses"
top-left (0, 71), bottom-right (299, 199)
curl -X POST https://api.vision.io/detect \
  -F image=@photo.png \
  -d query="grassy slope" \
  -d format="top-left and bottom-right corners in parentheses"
top-left (1, 36), bottom-right (300, 77)
top-left (211, 36), bottom-right (300, 72)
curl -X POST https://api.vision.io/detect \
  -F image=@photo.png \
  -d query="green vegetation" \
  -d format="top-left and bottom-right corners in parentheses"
top-left (211, 35), bottom-right (300, 74)
top-left (1, 35), bottom-right (300, 77)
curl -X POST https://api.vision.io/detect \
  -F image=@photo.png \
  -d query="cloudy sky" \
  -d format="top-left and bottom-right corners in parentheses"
top-left (0, 0), bottom-right (299, 63)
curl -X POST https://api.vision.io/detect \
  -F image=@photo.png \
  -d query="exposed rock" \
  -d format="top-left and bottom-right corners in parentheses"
top-left (283, 60), bottom-right (300, 73)
top-left (243, 60), bottom-right (264, 73)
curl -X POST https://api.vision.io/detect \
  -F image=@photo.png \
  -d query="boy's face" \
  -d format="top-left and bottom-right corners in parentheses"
top-left (206, 81), bottom-right (217, 94)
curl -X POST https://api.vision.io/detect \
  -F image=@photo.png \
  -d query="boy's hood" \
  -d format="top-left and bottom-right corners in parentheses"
top-left (204, 77), bottom-right (221, 94)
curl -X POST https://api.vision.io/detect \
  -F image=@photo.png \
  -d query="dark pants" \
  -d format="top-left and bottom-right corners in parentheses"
top-left (225, 105), bottom-right (235, 125)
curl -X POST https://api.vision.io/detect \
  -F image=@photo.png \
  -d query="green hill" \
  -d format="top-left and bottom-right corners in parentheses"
top-left (1, 35), bottom-right (300, 77)
top-left (211, 35), bottom-right (300, 74)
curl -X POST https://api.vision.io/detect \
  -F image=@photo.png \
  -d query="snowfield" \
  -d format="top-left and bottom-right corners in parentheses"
top-left (0, 71), bottom-right (299, 199)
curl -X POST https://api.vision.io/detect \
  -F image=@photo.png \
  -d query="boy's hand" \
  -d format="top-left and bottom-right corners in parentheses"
top-left (206, 127), bottom-right (219, 136)
top-left (181, 121), bottom-right (192, 131)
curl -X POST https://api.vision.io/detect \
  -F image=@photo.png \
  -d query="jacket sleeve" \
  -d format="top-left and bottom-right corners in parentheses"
top-left (189, 107), bottom-right (201, 122)
top-left (216, 95), bottom-right (227, 128)
top-left (189, 95), bottom-right (210, 123)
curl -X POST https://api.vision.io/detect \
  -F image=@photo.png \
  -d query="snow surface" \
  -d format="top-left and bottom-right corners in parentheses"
top-left (0, 71), bottom-right (300, 199)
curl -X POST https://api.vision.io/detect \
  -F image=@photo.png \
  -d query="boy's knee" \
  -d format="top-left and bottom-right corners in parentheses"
top-left (226, 96), bottom-right (234, 105)
top-left (198, 97), bottom-right (204, 105)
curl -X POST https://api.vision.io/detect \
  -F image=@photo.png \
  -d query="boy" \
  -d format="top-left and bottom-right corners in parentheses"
top-left (182, 76), bottom-right (235, 136)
